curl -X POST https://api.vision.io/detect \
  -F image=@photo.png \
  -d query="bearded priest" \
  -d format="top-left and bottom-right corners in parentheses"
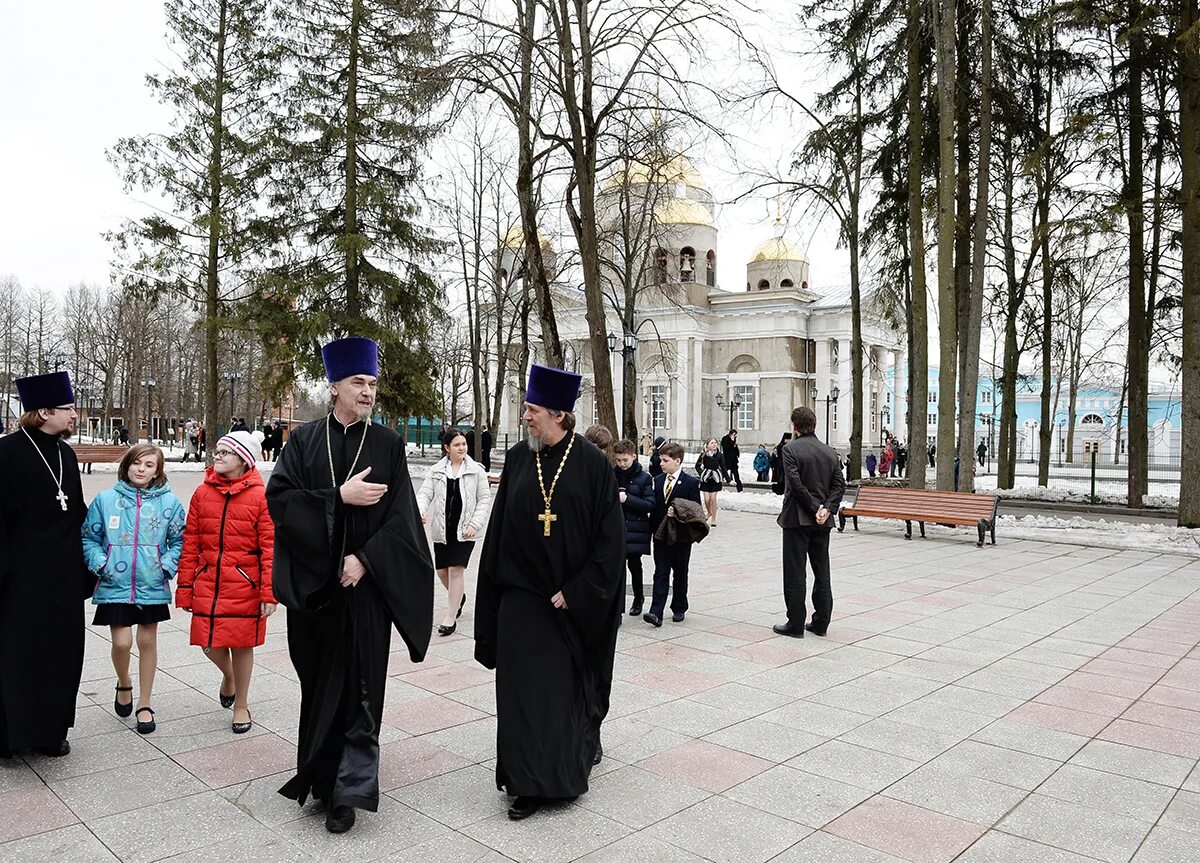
top-left (474, 364), bottom-right (625, 821)
top-left (0, 372), bottom-right (90, 759)
top-left (267, 337), bottom-right (433, 834)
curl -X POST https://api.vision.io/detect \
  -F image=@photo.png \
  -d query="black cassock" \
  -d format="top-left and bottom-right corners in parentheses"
top-left (0, 428), bottom-right (89, 752)
top-left (475, 432), bottom-right (624, 798)
top-left (267, 417), bottom-right (433, 811)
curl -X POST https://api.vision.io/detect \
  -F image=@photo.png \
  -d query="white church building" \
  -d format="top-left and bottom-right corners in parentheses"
top-left (494, 156), bottom-right (908, 450)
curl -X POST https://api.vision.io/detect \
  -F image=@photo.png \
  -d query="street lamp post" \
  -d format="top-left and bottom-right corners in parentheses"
top-left (139, 378), bottom-right (157, 442)
top-left (715, 391), bottom-right (742, 436)
top-left (811, 386), bottom-right (840, 442)
top-left (1058, 419), bottom-right (1066, 467)
top-left (607, 330), bottom-right (639, 438)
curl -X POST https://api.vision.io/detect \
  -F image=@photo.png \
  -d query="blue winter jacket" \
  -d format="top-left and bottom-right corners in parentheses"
top-left (83, 480), bottom-right (186, 606)
top-left (753, 448), bottom-right (770, 474)
top-left (615, 461), bottom-right (655, 556)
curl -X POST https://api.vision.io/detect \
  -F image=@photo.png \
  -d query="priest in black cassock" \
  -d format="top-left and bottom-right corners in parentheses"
top-left (267, 337), bottom-right (434, 834)
top-left (0, 372), bottom-right (90, 759)
top-left (475, 364), bottom-right (625, 821)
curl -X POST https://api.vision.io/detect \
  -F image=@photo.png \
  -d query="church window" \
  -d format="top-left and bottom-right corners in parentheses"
top-left (648, 385), bottom-right (667, 430)
top-left (870, 391), bottom-right (878, 433)
top-left (780, 278), bottom-right (794, 288)
top-left (757, 279), bottom-right (770, 290)
top-left (981, 390), bottom-right (991, 404)
top-left (801, 280), bottom-right (808, 290)
top-left (734, 385), bottom-right (755, 430)
top-left (653, 248), bottom-right (668, 284)
top-left (929, 391), bottom-right (937, 404)
top-left (706, 250), bottom-right (716, 287)
top-left (680, 247), bottom-right (696, 282)
top-left (1081, 413), bottom-right (1104, 426)
top-left (928, 413), bottom-right (937, 426)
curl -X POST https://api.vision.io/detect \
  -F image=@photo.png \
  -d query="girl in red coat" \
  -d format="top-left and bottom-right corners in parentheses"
top-left (176, 430), bottom-right (276, 733)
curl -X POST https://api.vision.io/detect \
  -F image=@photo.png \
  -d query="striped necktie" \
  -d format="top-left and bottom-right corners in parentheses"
top-left (665, 474), bottom-right (675, 500)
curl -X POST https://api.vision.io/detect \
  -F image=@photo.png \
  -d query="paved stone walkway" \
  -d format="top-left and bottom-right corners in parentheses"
top-left (2, 490), bottom-right (1198, 862)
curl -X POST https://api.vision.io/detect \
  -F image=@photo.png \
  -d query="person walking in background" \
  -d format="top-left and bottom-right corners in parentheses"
top-left (865, 450), bottom-right (877, 478)
top-left (648, 436), bottom-right (665, 478)
top-left (720, 429), bottom-right (743, 492)
top-left (878, 442), bottom-right (894, 479)
top-left (118, 425), bottom-right (130, 446)
top-left (614, 438), bottom-right (654, 616)
top-left (928, 442), bottom-right (936, 468)
top-left (774, 406), bottom-right (845, 638)
top-left (584, 424), bottom-right (613, 452)
top-left (753, 443), bottom-right (770, 481)
top-left (481, 426), bottom-right (493, 471)
top-left (769, 433), bottom-right (793, 494)
top-left (197, 424), bottom-right (206, 457)
top-left (417, 429), bottom-right (491, 637)
top-left (176, 429), bottom-right (276, 736)
top-left (260, 421), bottom-right (275, 461)
top-left (183, 419), bottom-right (199, 462)
top-left (896, 442), bottom-right (908, 477)
top-left (977, 440), bottom-right (987, 467)
top-left (696, 438), bottom-right (725, 526)
top-left (82, 444), bottom-right (185, 735)
top-left (645, 442), bottom-right (703, 626)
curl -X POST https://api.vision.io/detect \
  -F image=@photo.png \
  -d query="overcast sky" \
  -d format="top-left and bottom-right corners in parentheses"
top-left (0, 0), bottom-right (855, 299)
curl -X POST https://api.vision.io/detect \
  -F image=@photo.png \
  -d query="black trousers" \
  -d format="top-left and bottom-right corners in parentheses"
top-left (650, 540), bottom-right (691, 618)
top-left (626, 554), bottom-right (644, 605)
top-left (782, 526), bottom-right (833, 632)
top-left (726, 463), bottom-right (743, 492)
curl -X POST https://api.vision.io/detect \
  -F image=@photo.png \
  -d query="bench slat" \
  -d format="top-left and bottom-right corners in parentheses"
top-left (840, 485), bottom-right (998, 547)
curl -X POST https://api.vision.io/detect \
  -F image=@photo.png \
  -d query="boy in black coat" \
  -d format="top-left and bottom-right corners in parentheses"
top-left (645, 441), bottom-right (702, 626)
top-left (613, 439), bottom-right (655, 615)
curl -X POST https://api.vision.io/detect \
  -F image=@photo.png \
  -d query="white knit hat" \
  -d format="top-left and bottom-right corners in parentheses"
top-left (217, 430), bottom-right (259, 468)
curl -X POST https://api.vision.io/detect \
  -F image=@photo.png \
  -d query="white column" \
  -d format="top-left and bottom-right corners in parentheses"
top-left (814, 337), bottom-right (832, 440)
top-left (893, 347), bottom-right (907, 442)
top-left (675, 338), bottom-right (690, 439)
top-left (836, 339), bottom-right (852, 449)
top-left (692, 338), bottom-right (704, 439)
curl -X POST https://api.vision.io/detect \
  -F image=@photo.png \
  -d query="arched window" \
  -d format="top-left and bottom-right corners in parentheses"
top-left (746, 282), bottom-right (751, 292)
top-left (706, 250), bottom-right (716, 287)
top-left (680, 247), bottom-right (696, 282)
top-left (757, 279), bottom-right (770, 291)
top-left (801, 280), bottom-right (808, 291)
top-left (1080, 413), bottom-right (1104, 426)
top-left (498, 268), bottom-right (508, 286)
top-left (780, 278), bottom-right (794, 288)
top-left (653, 248), bottom-right (668, 284)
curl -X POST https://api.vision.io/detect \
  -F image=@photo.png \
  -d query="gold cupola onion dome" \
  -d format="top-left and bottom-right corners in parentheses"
top-left (500, 225), bottom-right (554, 252)
top-left (749, 235), bottom-right (807, 263)
top-left (604, 154), bottom-right (711, 194)
top-left (655, 197), bottom-right (714, 228)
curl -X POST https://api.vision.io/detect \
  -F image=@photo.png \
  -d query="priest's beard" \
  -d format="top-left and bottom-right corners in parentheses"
top-left (528, 434), bottom-right (545, 453)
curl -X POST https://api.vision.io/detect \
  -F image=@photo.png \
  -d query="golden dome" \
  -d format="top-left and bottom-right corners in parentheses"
top-left (501, 225), bottom-right (553, 251)
top-left (750, 235), bottom-right (806, 263)
top-left (604, 154), bottom-right (710, 193)
top-left (655, 196), bottom-right (714, 228)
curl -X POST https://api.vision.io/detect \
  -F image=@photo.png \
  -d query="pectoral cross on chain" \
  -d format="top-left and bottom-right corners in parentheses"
top-left (537, 508), bottom-right (557, 537)
top-left (55, 489), bottom-right (68, 511)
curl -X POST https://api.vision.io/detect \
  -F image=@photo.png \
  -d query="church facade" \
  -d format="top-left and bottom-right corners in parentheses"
top-left (495, 157), bottom-right (908, 450)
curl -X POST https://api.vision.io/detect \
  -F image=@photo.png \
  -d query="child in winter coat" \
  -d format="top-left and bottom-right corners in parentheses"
top-left (753, 445), bottom-right (770, 482)
top-left (176, 430), bottom-right (276, 734)
top-left (613, 438), bottom-right (655, 616)
top-left (82, 444), bottom-right (186, 734)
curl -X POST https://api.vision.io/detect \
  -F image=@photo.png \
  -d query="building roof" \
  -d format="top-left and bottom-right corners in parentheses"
top-left (750, 235), bottom-right (807, 264)
top-left (655, 196), bottom-right (714, 228)
top-left (604, 154), bottom-right (710, 193)
top-left (500, 225), bottom-right (554, 252)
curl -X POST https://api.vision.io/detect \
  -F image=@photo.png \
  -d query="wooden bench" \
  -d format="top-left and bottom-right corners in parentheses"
top-left (837, 486), bottom-right (999, 547)
top-left (71, 444), bottom-right (127, 464)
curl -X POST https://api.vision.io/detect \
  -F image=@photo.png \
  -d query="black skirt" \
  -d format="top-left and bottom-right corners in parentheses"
top-left (434, 539), bottom-right (475, 569)
top-left (93, 603), bottom-right (171, 627)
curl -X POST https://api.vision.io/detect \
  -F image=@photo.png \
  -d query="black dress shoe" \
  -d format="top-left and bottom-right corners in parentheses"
top-left (135, 706), bottom-right (156, 735)
top-left (643, 612), bottom-right (662, 628)
top-left (114, 685), bottom-right (134, 718)
top-left (804, 623), bottom-right (827, 637)
top-left (437, 623), bottom-right (457, 637)
top-left (671, 611), bottom-right (685, 623)
top-left (507, 796), bottom-right (542, 820)
top-left (325, 805), bottom-right (357, 833)
top-left (772, 623), bottom-right (804, 638)
top-left (219, 687), bottom-right (236, 709)
top-left (628, 603), bottom-right (643, 616)
top-left (34, 740), bottom-right (71, 757)
top-left (593, 741), bottom-right (603, 765)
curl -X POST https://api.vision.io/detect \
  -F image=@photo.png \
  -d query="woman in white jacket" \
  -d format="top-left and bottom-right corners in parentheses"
top-left (417, 429), bottom-right (492, 636)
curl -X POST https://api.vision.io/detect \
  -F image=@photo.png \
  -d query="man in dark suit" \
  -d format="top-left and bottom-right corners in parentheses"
top-left (644, 441), bottom-right (702, 626)
top-left (775, 406), bottom-right (845, 637)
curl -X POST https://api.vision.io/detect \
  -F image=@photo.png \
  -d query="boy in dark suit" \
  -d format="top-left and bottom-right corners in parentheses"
top-left (645, 441), bottom-right (702, 626)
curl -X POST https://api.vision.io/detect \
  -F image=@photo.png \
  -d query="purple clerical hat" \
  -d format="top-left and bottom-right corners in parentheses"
top-left (15, 371), bottom-right (75, 411)
top-left (525, 364), bottom-right (581, 412)
top-left (322, 337), bottom-right (379, 382)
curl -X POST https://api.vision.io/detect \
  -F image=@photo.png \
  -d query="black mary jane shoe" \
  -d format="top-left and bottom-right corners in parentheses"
top-left (507, 796), bottom-right (542, 821)
top-left (135, 707), bottom-right (156, 735)
top-left (232, 710), bottom-right (253, 735)
top-left (219, 686), bottom-right (236, 710)
top-left (114, 685), bottom-right (134, 718)
top-left (457, 593), bottom-right (467, 619)
top-left (437, 623), bottom-right (457, 637)
top-left (325, 805), bottom-right (357, 834)
top-left (772, 623), bottom-right (804, 639)
top-left (34, 740), bottom-right (71, 757)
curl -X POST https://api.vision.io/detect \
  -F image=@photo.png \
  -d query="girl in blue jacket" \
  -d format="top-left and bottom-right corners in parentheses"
top-left (82, 444), bottom-right (185, 734)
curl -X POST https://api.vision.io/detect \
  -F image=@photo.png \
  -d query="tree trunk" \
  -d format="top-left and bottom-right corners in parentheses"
top-left (957, 0), bottom-right (990, 493)
top-left (907, 0), bottom-right (929, 489)
top-left (205, 0), bottom-right (229, 453)
top-left (934, 0), bottom-right (958, 490)
top-left (1036, 34), bottom-right (1054, 487)
top-left (1126, 0), bottom-right (1149, 507)
top-left (1179, 0), bottom-right (1200, 527)
top-left (345, 0), bottom-right (361, 319)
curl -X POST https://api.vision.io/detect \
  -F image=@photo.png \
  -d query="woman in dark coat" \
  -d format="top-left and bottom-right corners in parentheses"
top-left (648, 436), bottom-right (665, 478)
top-left (696, 438), bottom-right (726, 526)
top-left (613, 439), bottom-right (654, 615)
